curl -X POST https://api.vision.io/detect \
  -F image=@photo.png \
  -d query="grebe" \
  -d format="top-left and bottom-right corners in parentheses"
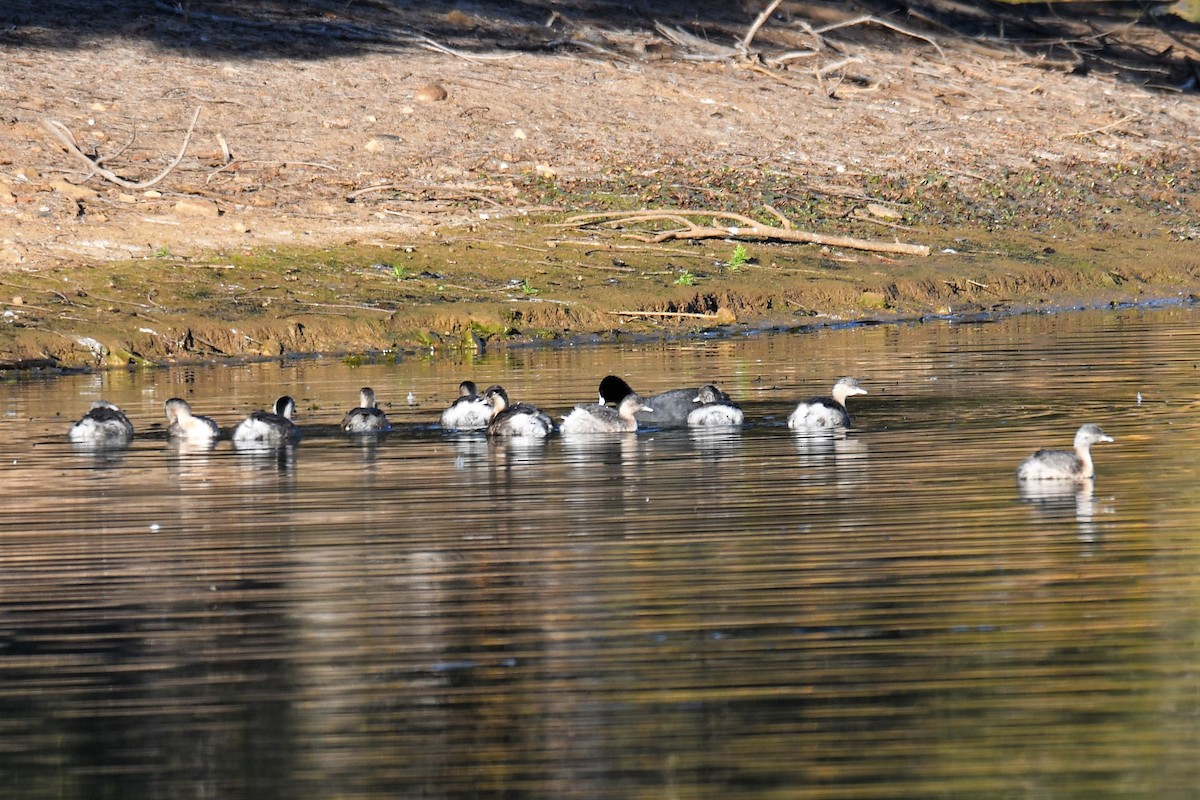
top-left (1017, 424), bottom-right (1114, 481)
top-left (440, 380), bottom-right (490, 431)
top-left (232, 396), bottom-right (301, 445)
top-left (483, 385), bottom-right (554, 437)
top-left (561, 393), bottom-right (652, 434)
top-left (164, 397), bottom-right (220, 444)
top-left (341, 387), bottom-right (391, 433)
top-left (68, 400), bottom-right (134, 446)
top-left (788, 377), bottom-right (867, 429)
top-left (687, 384), bottom-right (744, 427)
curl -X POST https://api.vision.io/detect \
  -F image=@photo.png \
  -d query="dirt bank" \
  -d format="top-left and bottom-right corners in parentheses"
top-left (2, 1), bottom-right (1199, 368)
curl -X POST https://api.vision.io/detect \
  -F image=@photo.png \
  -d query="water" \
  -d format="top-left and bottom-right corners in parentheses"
top-left (2, 306), bottom-right (1199, 799)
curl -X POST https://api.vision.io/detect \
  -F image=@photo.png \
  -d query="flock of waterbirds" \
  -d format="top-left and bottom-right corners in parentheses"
top-left (65, 375), bottom-right (1113, 482)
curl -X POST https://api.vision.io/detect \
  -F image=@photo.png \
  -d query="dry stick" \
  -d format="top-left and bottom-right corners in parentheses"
top-left (648, 223), bottom-right (931, 256)
top-left (609, 310), bottom-right (725, 319)
top-left (1063, 112), bottom-right (1142, 139)
top-left (740, 0), bottom-right (786, 53)
top-left (42, 107), bottom-right (202, 190)
top-left (813, 15), bottom-right (946, 60)
top-left (564, 210), bottom-right (930, 256)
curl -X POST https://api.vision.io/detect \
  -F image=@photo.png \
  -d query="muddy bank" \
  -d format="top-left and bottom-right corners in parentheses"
top-left (2, 218), bottom-right (1197, 370)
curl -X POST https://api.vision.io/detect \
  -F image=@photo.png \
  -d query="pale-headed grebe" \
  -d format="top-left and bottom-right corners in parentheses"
top-left (1017, 424), bottom-right (1114, 481)
top-left (68, 400), bottom-right (135, 446)
top-left (483, 385), bottom-right (554, 437)
top-left (561, 393), bottom-right (652, 434)
top-left (232, 396), bottom-right (301, 445)
top-left (687, 384), bottom-right (745, 427)
top-left (341, 387), bottom-right (392, 433)
top-left (598, 375), bottom-right (732, 429)
top-left (164, 397), bottom-right (220, 444)
top-left (440, 380), bottom-right (490, 431)
top-left (788, 377), bottom-right (867, 429)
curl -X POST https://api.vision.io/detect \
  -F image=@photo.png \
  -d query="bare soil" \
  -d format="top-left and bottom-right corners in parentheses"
top-left (1, 1), bottom-right (1199, 368)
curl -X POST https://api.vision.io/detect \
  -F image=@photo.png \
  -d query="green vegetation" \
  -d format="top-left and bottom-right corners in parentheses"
top-left (727, 244), bottom-right (750, 272)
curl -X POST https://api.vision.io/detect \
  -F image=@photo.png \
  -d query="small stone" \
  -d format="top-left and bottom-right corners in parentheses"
top-left (512, 128), bottom-right (526, 140)
top-left (323, 117), bottom-right (351, 129)
top-left (174, 197), bottom-right (220, 218)
top-left (364, 138), bottom-right (385, 153)
top-left (143, 189), bottom-right (163, 199)
top-left (48, 178), bottom-right (98, 201)
top-left (117, 193), bottom-right (137, 204)
top-left (535, 163), bottom-right (556, 177)
top-left (866, 203), bottom-right (902, 220)
top-left (11, 296), bottom-right (23, 305)
top-left (415, 82), bottom-right (448, 102)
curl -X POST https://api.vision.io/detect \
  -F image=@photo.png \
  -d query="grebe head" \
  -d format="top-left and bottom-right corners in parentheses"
top-left (164, 397), bottom-right (194, 423)
top-left (1074, 424), bottom-right (1114, 449)
top-left (831, 377), bottom-right (867, 405)
top-left (483, 385), bottom-right (510, 414)
top-left (358, 387), bottom-right (378, 408)
top-left (617, 393), bottom-right (652, 419)
top-left (693, 385), bottom-right (724, 405)
top-left (458, 380), bottom-right (480, 399)
top-left (273, 396), bottom-right (297, 419)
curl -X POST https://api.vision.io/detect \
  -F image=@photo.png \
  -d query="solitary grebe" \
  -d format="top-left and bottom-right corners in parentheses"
top-left (440, 380), bottom-right (490, 431)
top-left (561, 393), bottom-right (652, 434)
top-left (164, 397), bottom-right (220, 444)
top-left (1017, 424), bottom-right (1114, 481)
top-left (68, 400), bottom-right (135, 446)
top-left (788, 377), bottom-right (867, 429)
top-left (341, 387), bottom-right (391, 433)
top-left (483, 385), bottom-right (554, 437)
top-left (687, 384), bottom-right (744, 427)
top-left (598, 375), bottom-right (732, 428)
top-left (232, 396), bottom-right (301, 445)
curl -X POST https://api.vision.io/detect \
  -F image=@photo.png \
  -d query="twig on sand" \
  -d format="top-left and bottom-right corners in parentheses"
top-left (561, 210), bottom-right (931, 257)
top-left (42, 107), bottom-right (202, 190)
top-left (1063, 112), bottom-right (1143, 139)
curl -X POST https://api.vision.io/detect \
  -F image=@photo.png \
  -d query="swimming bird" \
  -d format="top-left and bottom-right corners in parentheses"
top-left (687, 384), bottom-right (744, 427)
top-left (483, 385), bottom-right (554, 437)
top-left (1016, 424), bottom-right (1114, 481)
top-left (341, 387), bottom-right (391, 433)
top-left (440, 380), bottom-right (490, 431)
top-left (232, 396), bottom-right (301, 445)
top-left (788, 377), bottom-right (867, 429)
top-left (598, 375), bottom-right (732, 428)
top-left (561, 393), bottom-right (652, 434)
top-left (68, 400), bottom-right (135, 446)
top-left (164, 397), bottom-right (220, 444)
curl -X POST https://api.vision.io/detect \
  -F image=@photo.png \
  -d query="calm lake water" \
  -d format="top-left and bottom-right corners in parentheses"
top-left (2, 305), bottom-right (1199, 799)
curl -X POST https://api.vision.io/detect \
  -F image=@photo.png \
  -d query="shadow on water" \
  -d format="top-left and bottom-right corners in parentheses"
top-left (2, 307), bottom-right (1200, 797)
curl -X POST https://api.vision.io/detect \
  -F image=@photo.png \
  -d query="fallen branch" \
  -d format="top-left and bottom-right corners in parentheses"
top-left (610, 310), bottom-right (725, 319)
top-left (43, 107), bottom-right (202, 190)
top-left (562, 209), bottom-right (930, 257)
top-left (740, 0), bottom-right (785, 54)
